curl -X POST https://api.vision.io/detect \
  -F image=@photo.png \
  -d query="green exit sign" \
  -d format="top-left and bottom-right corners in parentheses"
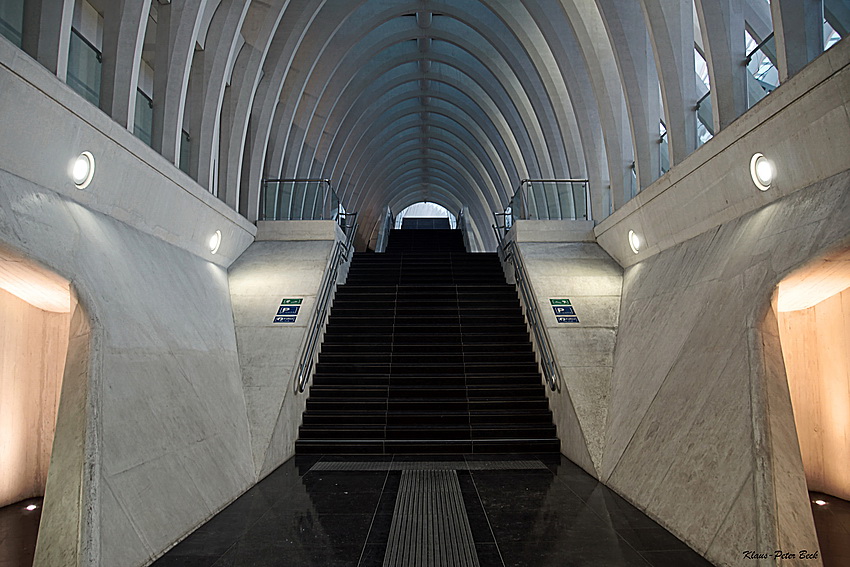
top-left (281, 298), bottom-right (303, 305)
top-left (549, 298), bottom-right (571, 306)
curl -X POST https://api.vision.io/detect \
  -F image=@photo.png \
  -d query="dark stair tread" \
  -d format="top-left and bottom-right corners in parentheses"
top-left (296, 229), bottom-right (558, 456)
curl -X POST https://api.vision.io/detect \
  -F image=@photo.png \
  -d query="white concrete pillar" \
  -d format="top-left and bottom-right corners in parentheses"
top-left (21, 0), bottom-right (74, 80)
top-left (597, 0), bottom-right (662, 190)
top-left (99, 0), bottom-right (150, 130)
top-left (771, 0), bottom-right (824, 81)
top-left (640, 0), bottom-right (698, 166)
top-left (151, 0), bottom-right (207, 163)
top-left (695, 0), bottom-right (748, 131)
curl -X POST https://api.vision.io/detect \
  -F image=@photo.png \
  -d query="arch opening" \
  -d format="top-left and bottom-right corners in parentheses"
top-left (0, 245), bottom-right (91, 566)
top-left (775, 245), bottom-right (850, 559)
top-left (395, 201), bottom-right (457, 230)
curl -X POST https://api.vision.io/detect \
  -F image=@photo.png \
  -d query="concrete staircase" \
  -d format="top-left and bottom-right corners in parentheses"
top-left (295, 228), bottom-right (559, 454)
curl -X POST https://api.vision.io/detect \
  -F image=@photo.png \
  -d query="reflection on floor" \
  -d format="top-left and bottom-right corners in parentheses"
top-left (0, 497), bottom-right (42, 567)
top-left (810, 491), bottom-right (850, 567)
top-left (154, 455), bottom-right (714, 567)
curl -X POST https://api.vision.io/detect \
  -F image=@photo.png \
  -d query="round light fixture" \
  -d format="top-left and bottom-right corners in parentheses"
top-left (628, 230), bottom-right (641, 254)
top-left (209, 230), bottom-right (222, 254)
top-left (71, 151), bottom-right (95, 189)
top-left (750, 153), bottom-right (774, 191)
top-left (814, 499), bottom-right (827, 506)
top-left (25, 504), bottom-right (38, 511)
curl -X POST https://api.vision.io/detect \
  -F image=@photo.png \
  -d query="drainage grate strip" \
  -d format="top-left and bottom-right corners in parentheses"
top-left (383, 470), bottom-right (479, 567)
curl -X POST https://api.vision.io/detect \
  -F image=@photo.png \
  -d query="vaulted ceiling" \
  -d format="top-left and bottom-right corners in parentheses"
top-left (40, 0), bottom-right (834, 248)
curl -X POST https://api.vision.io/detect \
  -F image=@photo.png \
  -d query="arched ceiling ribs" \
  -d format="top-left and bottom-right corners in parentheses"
top-left (595, 0), bottom-right (662, 192)
top-left (556, 0), bottom-right (634, 212)
top-left (518, 0), bottom-right (609, 218)
top-left (100, 0), bottom-right (151, 131)
top-left (347, 141), bottom-right (495, 216)
top-left (250, 0), bottom-right (580, 225)
top-left (217, 0), bottom-right (298, 215)
top-left (186, 0), bottom-right (250, 191)
top-left (335, 122), bottom-right (507, 211)
top-left (292, 40), bottom-right (558, 186)
top-left (329, 92), bottom-right (519, 213)
top-left (151, 0), bottom-right (210, 164)
top-left (315, 85), bottom-right (528, 206)
top-left (639, 0), bottom-right (698, 166)
top-left (326, 98), bottom-right (521, 210)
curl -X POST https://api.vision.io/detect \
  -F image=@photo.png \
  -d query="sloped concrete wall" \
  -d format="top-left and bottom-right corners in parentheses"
top-left (229, 221), bottom-right (350, 479)
top-left (603, 172), bottom-right (850, 567)
top-left (504, 220), bottom-right (622, 477)
top-left (0, 39), bottom-right (258, 567)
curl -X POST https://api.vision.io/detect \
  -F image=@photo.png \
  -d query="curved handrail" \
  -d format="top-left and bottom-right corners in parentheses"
top-left (492, 222), bottom-right (561, 391)
top-left (295, 213), bottom-right (358, 393)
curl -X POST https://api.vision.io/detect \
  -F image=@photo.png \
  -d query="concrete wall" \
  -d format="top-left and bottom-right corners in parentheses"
top-left (229, 221), bottom-right (350, 480)
top-left (0, 287), bottom-right (70, 508)
top-left (1, 33), bottom-right (258, 567)
top-left (587, 35), bottom-right (850, 567)
top-left (779, 286), bottom-right (850, 501)
top-left (504, 220), bottom-right (622, 477)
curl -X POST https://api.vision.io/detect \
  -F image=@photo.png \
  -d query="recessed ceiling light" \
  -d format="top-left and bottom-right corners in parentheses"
top-left (814, 499), bottom-right (827, 506)
top-left (25, 504), bottom-right (38, 511)
top-left (628, 230), bottom-right (641, 254)
top-left (209, 230), bottom-right (222, 254)
top-left (750, 153), bottom-right (774, 191)
top-left (71, 151), bottom-right (95, 189)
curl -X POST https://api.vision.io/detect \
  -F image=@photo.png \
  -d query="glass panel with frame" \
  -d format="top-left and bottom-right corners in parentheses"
top-left (67, 28), bottom-right (102, 106)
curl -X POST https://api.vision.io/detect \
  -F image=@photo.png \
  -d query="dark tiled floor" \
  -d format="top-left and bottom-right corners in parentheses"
top-left (154, 454), bottom-right (715, 567)
top-left (810, 491), bottom-right (850, 567)
top-left (0, 497), bottom-right (42, 567)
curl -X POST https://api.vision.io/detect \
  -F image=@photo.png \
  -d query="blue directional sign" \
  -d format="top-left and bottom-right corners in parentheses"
top-left (552, 305), bottom-right (576, 316)
top-left (557, 316), bottom-right (580, 324)
top-left (277, 305), bottom-right (301, 316)
top-left (273, 316), bottom-right (297, 324)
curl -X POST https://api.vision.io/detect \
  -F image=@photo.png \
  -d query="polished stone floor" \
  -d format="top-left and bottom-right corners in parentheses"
top-left (810, 491), bottom-right (850, 567)
top-left (0, 497), bottom-right (41, 567)
top-left (153, 454), bottom-right (715, 567)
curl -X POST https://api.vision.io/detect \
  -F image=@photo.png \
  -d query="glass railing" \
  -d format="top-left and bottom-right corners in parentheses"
top-left (747, 33), bottom-right (778, 108)
top-left (67, 28), bottom-right (102, 106)
top-left (260, 178), bottom-right (346, 223)
top-left (134, 89), bottom-right (153, 146)
top-left (0, 0), bottom-right (23, 47)
top-left (505, 179), bottom-right (590, 227)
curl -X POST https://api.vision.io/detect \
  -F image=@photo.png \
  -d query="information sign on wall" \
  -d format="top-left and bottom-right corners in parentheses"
top-left (550, 299), bottom-right (580, 323)
top-left (274, 298), bottom-right (303, 323)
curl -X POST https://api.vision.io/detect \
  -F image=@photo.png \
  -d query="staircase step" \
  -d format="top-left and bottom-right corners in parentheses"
top-left (296, 229), bottom-right (558, 456)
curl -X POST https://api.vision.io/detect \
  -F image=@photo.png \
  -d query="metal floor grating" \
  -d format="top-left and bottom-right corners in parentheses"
top-left (383, 470), bottom-right (479, 567)
top-left (309, 459), bottom-right (547, 472)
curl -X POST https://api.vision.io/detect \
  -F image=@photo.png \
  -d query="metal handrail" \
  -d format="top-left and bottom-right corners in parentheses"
top-left (746, 32), bottom-right (775, 64)
top-left (492, 224), bottom-right (560, 391)
top-left (295, 214), bottom-right (358, 393)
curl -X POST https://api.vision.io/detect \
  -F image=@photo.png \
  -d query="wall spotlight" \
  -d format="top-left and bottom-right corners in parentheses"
top-left (628, 230), bottom-right (641, 254)
top-left (71, 151), bottom-right (95, 189)
top-left (750, 153), bottom-right (774, 191)
top-left (209, 230), bottom-right (222, 254)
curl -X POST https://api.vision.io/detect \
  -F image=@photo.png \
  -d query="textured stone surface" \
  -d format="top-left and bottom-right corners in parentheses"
top-left (0, 168), bottom-right (255, 566)
top-left (601, 172), bottom-right (850, 566)
top-left (228, 230), bottom-right (347, 478)
top-left (506, 234), bottom-right (623, 475)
